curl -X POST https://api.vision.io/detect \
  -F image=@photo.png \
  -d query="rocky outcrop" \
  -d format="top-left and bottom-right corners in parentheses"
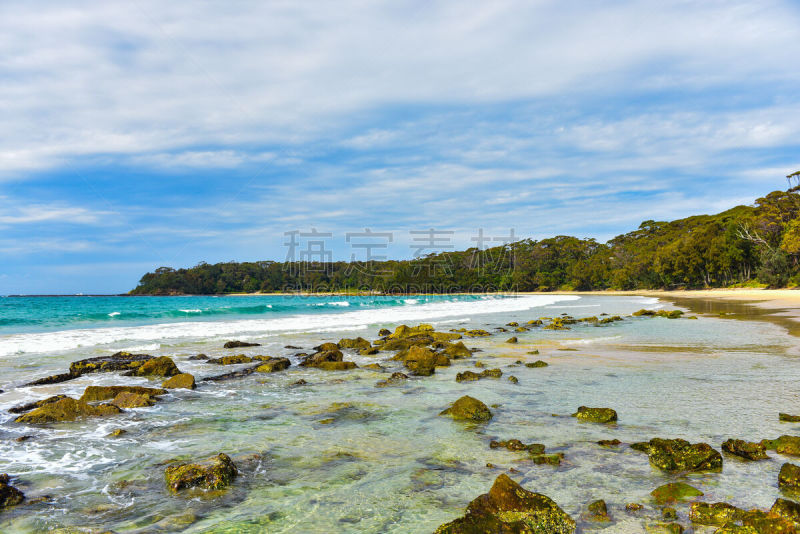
top-left (338, 337), bottom-right (372, 350)
top-left (111, 392), bottom-right (155, 408)
top-left (762, 436), bottom-right (800, 456)
top-left (571, 406), bottom-right (617, 423)
top-left (721, 439), bottom-right (768, 461)
top-left (456, 369), bottom-right (502, 382)
top-left (299, 349), bottom-right (357, 371)
top-left (8, 395), bottom-right (70, 414)
top-left (126, 356), bottom-right (181, 377)
top-left (779, 463), bottom-right (800, 490)
top-left (403, 346), bottom-right (438, 376)
top-left (0, 474), bottom-right (24, 510)
top-left (14, 397), bottom-right (121, 424)
top-left (634, 438), bottom-right (722, 473)
top-left (440, 396), bottom-right (493, 422)
top-left (163, 373), bottom-right (196, 389)
top-left (164, 453), bottom-right (237, 492)
top-left (434, 474), bottom-right (576, 533)
top-left (254, 357), bottom-right (291, 373)
top-left (80, 386), bottom-right (167, 403)
top-left (207, 355), bottom-right (254, 365)
top-left (375, 372), bottom-right (409, 388)
top-left (223, 341), bottom-right (260, 349)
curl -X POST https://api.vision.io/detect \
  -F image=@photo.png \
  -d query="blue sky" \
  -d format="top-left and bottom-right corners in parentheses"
top-left (1, 0), bottom-right (799, 294)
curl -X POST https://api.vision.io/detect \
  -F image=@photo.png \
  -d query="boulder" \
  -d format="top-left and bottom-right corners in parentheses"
top-left (763, 436), bottom-right (800, 456)
top-left (434, 474), bottom-right (576, 533)
top-left (651, 483), bottom-right (703, 504)
top-left (441, 341), bottom-right (472, 359)
top-left (112, 392), bottom-right (154, 408)
top-left (299, 350), bottom-right (357, 371)
top-left (359, 347), bottom-right (380, 355)
top-left (254, 357), bottom-right (291, 373)
top-left (771, 498), bottom-right (800, 527)
top-left (689, 502), bottom-right (742, 526)
top-left (389, 324), bottom-right (434, 339)
top-left (0, 474), bottom-right (24, 509)
top-left (721, 439), bottom-right (768, 461)
top-left (188, 354), bottom-right (209, 361)
top-left (506, 337), bottom-right (518, 344)
top-left (635, 438), bottom-right (722, 473)
top-left (403, 346), bottom-right (437, 377)
top-left (207, 355), bottom-right (254, 365)
top-left (440, 396), bottom-right (493, 422)
top-left (15, 397), bottom-right (121, 424)
top-left (780, 463), bottom-right (800, 490)
top-left (526, 360), bottom-right (549, 368)
top-left (223, 341), bottom-right (260, 349)
top-left (8, 395), bottom-right (70, 414)
top-left (338, 337), bottom-right (371, 350)
top-left (375, 372), bottom-right (409, 388)
top-left (378, 328), bottom-right (391, 337)
top-left (80, 386), bottom-right (166, 403)
top-left (584, 499), bottom-right (611, 522)
top-left (163, 373), bottom-right (196, 389)
top-left (128, 356), bottom-right (181, 377)
top-left (508, 375), bottom-right (519, 384)
top-left (572, 406), bottom-right (617, 423)
top-left (164, 453), bottom-right (237, 492)
top-left (456, 371), bottom-right (482, 382)
top-left (69, 352), bottom-right (155, 376)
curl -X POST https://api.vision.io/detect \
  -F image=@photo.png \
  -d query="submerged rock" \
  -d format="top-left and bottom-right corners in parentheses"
top-left (223, 340), bottom-right (260, 349)
top-left (455, 369), bottom-right (502, 383)
top-left (201, 364), bottom-right (261, 382)
top-left (107, 428), bottom-right (126, 438)
top-left (721, 439), bottom-right (769, 461)
top-left (763, 436), bottom-right (800, 456)
top-left (188, 354), bottom-right (209, 361)
top-left (254, 357), bottom-right (291, 373)
top-left (689, 502), bottom-right (742, 526)
top-left (779, 463), bottom-right (800, 490)
top-left (162, 373), bottom-right (196, 389)
top-left (598, 439), bottom-right (621, 447)
top-left (508, 375), bottom-right (519, 384)
top-left (8, 395), bottom-right (70, 414)
top-left (651, 483), bottom-right (703, 504)
top-left (207, 355), bottom-right (253, 365)
top-left (127, 356), bottom-right (181, 377)
top-left (490, 439), bottom-right (545, 454)
top-left (440, 396), bottom-right (493, 422)
top-left (164, 453), bottom-right (237, 492)
top-left (571, 406), bottom-right (617, 423)
top-left (0, 474), bottom-right (25, 509)
top-left (22, 372), bottom-right (77, 386)
top-left (15, 397), bottom-right (121, 424)
top-left (463, 329), bottom-right (491, 337)
top-left (80, 386), bottom-right (166, 403)
top-left (375, 372), bottom-right (409, 388)
top-left (360, 346), bottom-right (380, 355)
top-left (532, 453), bottom-right (564, 466)
top-left (635, 438), bottom-right (723, 473)
top-left (434, 474), bottom-right (576, 533)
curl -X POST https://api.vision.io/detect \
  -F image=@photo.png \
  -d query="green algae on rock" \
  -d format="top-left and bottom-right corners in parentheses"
top-left (506, 336), bottom-right (518, 343)
top-left (771, 498), bottom-right (800, 527)
top-left (779, 463), bottom-right (800, 491)
top-left (456, 369), bottom-right (503, 383)
top-left (721, 439), bottom-right (769, 461)
top-left (223, 340), bottom-right (260, 348)
top-left (440, 396), bottom-right (493, 422)
top-left (583, 499), bottom-right (612, 522)
top-left (128, 356), bottom-right (181, 377)
top-left (571, 406), bottom-right (617, 423)
top-left (526, 360), bottom-right (549, 368)
top-left (299, 349), bottom-right (357, 371)
top-left (162, 373), bottom-right (196, 389)
top-left (441, 341), bottom-right (472, 359)
top-left (635, 438), bottom-right (723, 473)
top-left (508, 375), bottom-right (519, 384)
top-left (15, 397), bottom-right (122, 424)
top-left (434, 474), bottom-right (576, 534)
top-left (375, 372), bottom-right (409, 388)
top-left (80, 385), bottom-right (167, 403)
top-left (780, 413), bottom-right (800, 422)
top-left (763, 436), bottom-right (800, 456)
top-left (8, 394), bottom-right (70, 414)
top-left (164, 453), bottom-right (238, 492)
top-left (403, 345), bottom-right (438, 376)
top-left (651, 482), bottom-right (703, 504)
top-left (690, 502), bottom-right (743, 526)
top-left (490, 439), bottom-right (545, 454)
top-left (338, 337), bottom-right (371, 350)
top-left (207, 354), bottom-right (253, 365)
top-left (112, 391), bottom-right (155, 408)
top-left (254, 357), bottom-right (291, 373)
top-left (0, 474), bottom-right (25, 509)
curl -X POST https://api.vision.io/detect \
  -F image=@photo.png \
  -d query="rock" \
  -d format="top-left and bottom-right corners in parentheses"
top-left (164, 453), bottom-right (237, 492)
top-left (8, 395), bottom-right (70, 414)
top-left (464, 329), bottom-right (491, 337)
top-left (544, 318), bottom-right (570, 330)
top-left (375, 372), bottom-right (409, 388)
top-left (527, 349), bottom-right (540, 355)
top-left (111, 392), bottom-right (155, 408)
top-left (438, 341), bottom-right (471, 359)
top-left (780, 463), bottom-right (800, 490)
top-left (188, 354), bottom-right (209, 360)
top-left (128, 356), bottom-right (181, 377)
top-left (474, 361), bottom-right (485, 368)
top-left (721, 439), bottom-right (769, 460)
top-left (481, 368), bottom-right (502, 378)
top-left (207, 355), bottom-right (254, 365)
top-left (626, 503), bottom-right (644, 513)
top-left (763, 436), bottom-right (800, 456)
top-left (70, 352), bottom-right (155, 376)
top-left (506, 337), bottom-right (518, 343)
top-left (571, 406), bottom-right (617, 423)
top-left (507, 322), bottom-right (519, 327)
top-left (338, 337), bottom-right (372, 350)
top-left (490, 439), bottom-right (545, 454)
top-left (456, 371), bottom-right (482, 382)
top-left (14, 397), bottom-right (121, 424)
top-left (363, 363), bottom-right (383, 370)
top-left (80, 386), bottom-right (167, 403)
top-left (107, 429), bottom-right (126, 437)
top-left (162, 373), bottom-right (196, 389)
top-left (508, 375), bottom-right (519, 384)
top-left (584, 499), bottom-right (611, 522)
top-left (526, 360), bottom-right (548, 368)
top-left (771, 498), bottom-right (800, 527)
top-left (291, 379), bottom-right (308, 386)
top-left (299, 350), bottom-right (357, 371)
top-left (359, 347), bottom-right (380, 355)
top-left (254, 357), bottom-right (291, 373)
top-left (738, 509), bottom-right (795, 533)
top-left (403, 346), bottom-right (437, 376)
top-left (781, 414), bottom-right (800, 422)
top-left (651, 483), bottom-right (703, 504)
top-left (689, 502), bottom-right (742, 526)
top-left (434, 474), bottom-right (575, 534)
top-left (22, 372), bottom-right (77, 386)
top-left (434, 353), bottom-right (452, 367)
top-left (202, 365), bottom-right (261, 382)
top-left (440, 396), bottom-right (493, 422)
top-left (223, 341), bottom-right (260, 349)
top-left (315, 361), bottom-right (358, 371)
top-left (636, 438), bottom-right (723, 473)
top-left (389, 324), bottom-right (435, 339)
top-left (378, 328), bottom-right (391, 337)
top-left (662, 507), bottom-right (677, 520)
top-left (531, 453), bottom-right (564, 466)
top-left (0, 474), bottom-right (25, 509)
top-left (598, 439), bottom-right (621, 447)
top-left (14, 435), bottom-right (32, 443)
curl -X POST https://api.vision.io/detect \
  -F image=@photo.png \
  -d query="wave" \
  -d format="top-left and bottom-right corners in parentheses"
top-left (0, 294), bottom-right (579, 357)
top-left (108, 312), bottom-right (121, 317)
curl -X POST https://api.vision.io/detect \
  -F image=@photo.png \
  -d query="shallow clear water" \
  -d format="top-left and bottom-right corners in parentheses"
top-left (0, 294), bottom-right (798, 533)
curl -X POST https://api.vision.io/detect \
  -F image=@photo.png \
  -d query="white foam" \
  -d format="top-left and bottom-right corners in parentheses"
top-left (108, 312), bottom-right (120, 317)
top-left (0, 294), bottom-right (579, 357)
top-left (179, 309), bottom-right (202, 313)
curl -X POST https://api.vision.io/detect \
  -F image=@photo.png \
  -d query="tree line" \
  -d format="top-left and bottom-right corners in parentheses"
top-left (130, 188), bottom-right (800, 294)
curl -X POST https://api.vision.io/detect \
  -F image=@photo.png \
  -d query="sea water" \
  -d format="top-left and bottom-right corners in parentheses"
top-left (0, 294), bottom-right (797, 533)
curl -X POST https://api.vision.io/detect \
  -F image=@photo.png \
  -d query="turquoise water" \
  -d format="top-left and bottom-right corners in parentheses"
top-left (0, 294), bottom-right (798, 533)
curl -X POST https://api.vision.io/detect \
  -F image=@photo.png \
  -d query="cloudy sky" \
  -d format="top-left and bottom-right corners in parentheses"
top-left (1, 0), bottom-right (799, 294)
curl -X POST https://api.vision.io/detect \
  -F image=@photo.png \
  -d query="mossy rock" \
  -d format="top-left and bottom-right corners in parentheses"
top-left (316, 361), bottom-right (358, 371)
top-left (164, 453), bottom-right (237, 492)
top-left (532, 453), bottom-right (564, 466)
top-left (129, 356), bottom-right (181, 377)
top-left (639, 438), bottom-right (723, 473)
top-left (223, 340), bottom-right (260, 349)
top-left (583, 499), bottom-right (611, 522)
top-left (434, 474), bottom-right (575, 533)
top-left (389, 324), bottom-right (434, 339)
top-left (15, 397), bottom-right (121, 424)
top-left (300, 350), bottom-right (355, 370)
top-left (651, 482), bottom-right (703, 504)
top-left (432, 332), bottom-right (463, 342)
top-left (739, 509), bottom-right (796, 533)
top-left (490, 439), bottom-right (545, 454)
top-left (440, 396), bottom-right (492, 422)
top-left (362, 363), bottom-right (383, 370)
top-left (378, 328), bottom-right (391, 337)
top-left (403, 346), bottom-right (437, 376)
top-left (507, 322), bottom-right (519, 327)
top-left (375, 372), bottom-right (409, 388)
top-left (598, 439), bottom-right (621, 447)
top-left (254, 357), bottom-right (290, 373)
top-left (506, 336), bottom-right (518, 344)
top-left (527, 320), bottom-right (544, 326)
top-left (8, 395), bottom-right (70, 414)
top-left (508, 375), bottom-right (519, 384)
top-left (780, 413), bottom-right (800, 422)
top-left (456, 371), bottom-right (482, 383)
top-left (0, 475), bottom-right (25, 509)
top-left (526, 360), bottom-right (548, 368)
top-left (771, 498), bottom-right (800, 527)
top-left (441, 341), bottom-right (472, 359)
top-left (338, 337), bottom-right (371, 350)
top-left (112, 392), bottom-right (154, 408)
top-left (107, 429), bottom-right (127, 438)
top-left (69, 352), bottom-right (154, 376)
top-left (779, 463), bottom-right (800, 490)
top-left (314, 342), bottom-right (340, 352)
top-left (80, 386), bottom-right (167, 402)
top-left (163, 373), bottom-right (196, 389)
top-left (763, 436), bottom-right (800, 456)
top-left (721, 439), bottom-right (768, 461)
top-left (689, 502), bottom-right (743, 526)
top-left (481, 368), bottom-right (502, 378)
top-left (359, 347), bottom-right (380, 355)
top-left (207, 355), bottom-right (254, 365)
top-left (464, 329), bottom-right (491, 337)
top-left (572, 406), bottom-right (617, 423)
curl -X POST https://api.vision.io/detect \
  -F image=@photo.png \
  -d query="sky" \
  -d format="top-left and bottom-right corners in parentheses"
top-left (1, 0), bottom-right (800, 294)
